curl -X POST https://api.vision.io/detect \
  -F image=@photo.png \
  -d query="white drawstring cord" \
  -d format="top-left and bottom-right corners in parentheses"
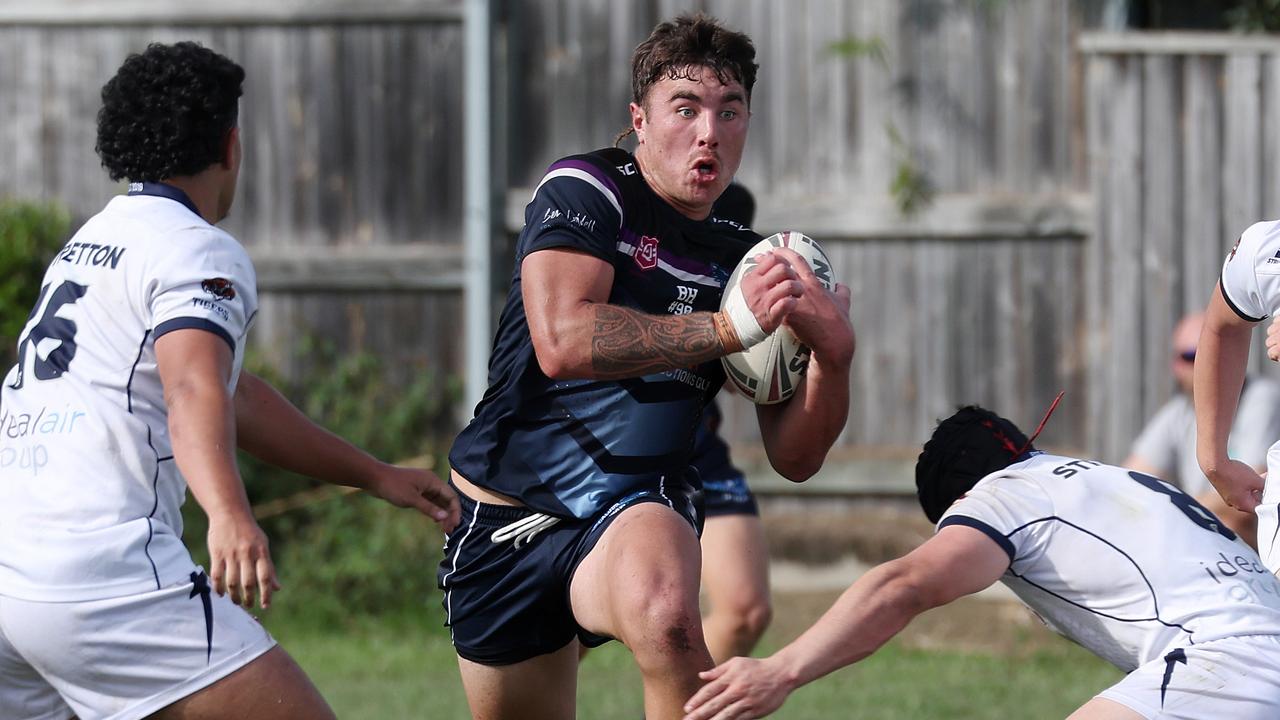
top-left (490, 512), bottom-right (561, 548)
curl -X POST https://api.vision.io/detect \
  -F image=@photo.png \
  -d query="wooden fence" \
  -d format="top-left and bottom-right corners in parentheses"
top-left (1082, 32), bottom-right (1280, 462)
top-left (504, 0), bottom-right (1094, 461)
top-left (0, 1), bottom-right (468, 384)
top-left (7, 2), bottom-right (1275, 478)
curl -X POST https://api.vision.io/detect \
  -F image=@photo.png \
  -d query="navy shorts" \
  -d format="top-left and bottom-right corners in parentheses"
top-left (702, 473), bottom-right (758, 517)
top-left (437, 480), bottom-right (702, 666)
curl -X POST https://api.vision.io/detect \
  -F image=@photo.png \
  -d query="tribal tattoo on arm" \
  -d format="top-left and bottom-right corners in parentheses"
top-left (590, 305), bottom-right (726, 379)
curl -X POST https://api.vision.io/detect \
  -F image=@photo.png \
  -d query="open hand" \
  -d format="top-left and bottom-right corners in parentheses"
top-left (207, 512), bottom-right (279, 610)
top-left (368, 464), bottom-right (461, 533)
top-left (682, 657), bottom-right (793, 720)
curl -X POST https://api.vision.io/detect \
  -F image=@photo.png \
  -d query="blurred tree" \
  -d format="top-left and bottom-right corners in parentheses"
top-left (0, 201), bottom-right (72, 367)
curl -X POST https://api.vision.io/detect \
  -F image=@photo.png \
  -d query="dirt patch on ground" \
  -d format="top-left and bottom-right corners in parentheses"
top-left (761, 498), bottom-right (934, 564)
top-left (767, 589), bottom-right (1060, 656)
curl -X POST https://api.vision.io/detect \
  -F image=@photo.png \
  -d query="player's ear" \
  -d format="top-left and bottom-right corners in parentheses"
top-left (629, 102), bottom-right (646, 143)
top-left (220, 126), bottom-right (241, 171)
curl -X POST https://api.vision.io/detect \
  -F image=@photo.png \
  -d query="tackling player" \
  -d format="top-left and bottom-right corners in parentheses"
top-left (1196, 220), bottom-right (1280, 571)
top-left (683, 406), bottom-right (1280, 720)
top-left (439, 14), bottom-right (855, 720)
top-left (0, 42), bottom-right (458, 720)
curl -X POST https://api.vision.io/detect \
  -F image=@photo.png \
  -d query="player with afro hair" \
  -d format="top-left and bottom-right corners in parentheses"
top-left (96, 41), bottom-right (245, 183)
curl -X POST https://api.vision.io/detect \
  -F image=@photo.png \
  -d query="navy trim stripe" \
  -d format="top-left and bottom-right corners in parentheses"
top-left (189, 571), bottom-right (214, 664)
top-left (143, 425), bottom-right (162, 589)
top-left (143, 519), bottom-right (161, 591)
top-left (939, 515), bottom-right (1016, 563)
top-left (155, 317), bottom-right (235, 352)
top-left (128, 181), bottom-right (202, 219)
top-left (126, 330), bottom-right (150, 413)
top-left (441, 506), bottom-right (481, 641)
top-left (1219, 273), bottom-right (1266, 323)
top-left (1269, 504), bottom-right (1280, 561)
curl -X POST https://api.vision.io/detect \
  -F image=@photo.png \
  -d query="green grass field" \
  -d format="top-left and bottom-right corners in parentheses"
top-left (268, 611), bottom-right (1121, 719)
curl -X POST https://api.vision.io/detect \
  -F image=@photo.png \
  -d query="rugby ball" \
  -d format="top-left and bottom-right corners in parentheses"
top-left (720, 231), bottom-right (835, 404)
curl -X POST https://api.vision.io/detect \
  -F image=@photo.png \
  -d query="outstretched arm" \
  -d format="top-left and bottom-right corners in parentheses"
top-left (234, 372), bottom-right (459, 531)
top-left (1195, 284), bottom-right (1263, 512)
top-left (682, 525), bottom-right (1008, 720)
top-left (158, 328), bottom-right (278, 609)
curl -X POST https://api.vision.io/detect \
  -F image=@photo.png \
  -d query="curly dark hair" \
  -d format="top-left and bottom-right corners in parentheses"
top-left (630, 13), bottom-right (758, 107)
top-left (915, 406), bottom-right (1033, 524)
top-left (96, 41), bottom-right (245, 182)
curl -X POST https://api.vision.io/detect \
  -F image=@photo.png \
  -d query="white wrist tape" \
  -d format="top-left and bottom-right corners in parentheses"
top-left (723, 282), bottom-right (769, 349)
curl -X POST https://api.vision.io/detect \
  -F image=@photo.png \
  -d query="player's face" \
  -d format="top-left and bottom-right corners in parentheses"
top-left (1171, 316), bottom-right (1202, 396)
top-left (630, 67), bottom-right (750, 220)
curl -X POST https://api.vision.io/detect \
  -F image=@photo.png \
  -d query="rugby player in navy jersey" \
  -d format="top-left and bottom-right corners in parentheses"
top-left (697, 184), bottom-right (772, 663)
top-left (439, 14), bottom-right (855, 720)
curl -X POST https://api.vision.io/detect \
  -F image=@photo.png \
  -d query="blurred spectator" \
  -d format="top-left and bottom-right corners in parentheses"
top-left (1124, 311), bottom-right (1280, 547)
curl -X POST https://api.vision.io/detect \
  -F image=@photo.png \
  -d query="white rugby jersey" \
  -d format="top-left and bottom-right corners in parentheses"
top-left (1220, 219), bottom-right (1280, 323)
top-left (0, 183), bottom-right (257, 602)
top-left (940, 453), bottom-right (1280, 672)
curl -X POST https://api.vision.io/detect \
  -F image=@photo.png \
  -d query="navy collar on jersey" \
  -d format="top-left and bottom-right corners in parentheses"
top-left (127, 181), bottom-right (202, 218)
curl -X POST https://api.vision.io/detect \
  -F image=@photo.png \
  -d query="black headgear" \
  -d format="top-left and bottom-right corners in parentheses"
top-left (915, 406), bottom-right (1032, 524)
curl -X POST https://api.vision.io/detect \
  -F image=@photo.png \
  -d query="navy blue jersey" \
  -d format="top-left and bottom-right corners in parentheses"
top-left (690, 401), bottom-right (743, 485)
top-left (449, 148), bottom-right (759, 519)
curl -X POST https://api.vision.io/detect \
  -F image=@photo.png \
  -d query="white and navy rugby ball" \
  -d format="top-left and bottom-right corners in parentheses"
top-left (721, 231), bottom-right (835, 405)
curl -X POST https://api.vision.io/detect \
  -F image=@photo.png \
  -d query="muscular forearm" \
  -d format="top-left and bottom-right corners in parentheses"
top-left (770, 559), bottom-right (928, 689)
top-left (168, 376), bottom-right (253, 520)
top-left (539, 303), bottom-right (732, 380)
top-left (234, 372), bottom-right (381, 488)
top-left (758, 353), bottom-right (851, 481)
top-left (1195, 316), bottom-right (1253, 474)
top-left (590, 305), bottom-right (729, 378)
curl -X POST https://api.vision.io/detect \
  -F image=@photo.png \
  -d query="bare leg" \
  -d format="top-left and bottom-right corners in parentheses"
top-left (149, 646), bottom-right (334, 720)
top-left (700, 513), bottom-right (772, 663)
top-left (455, 641), bottom-right (579, 720)
top-left (1066, 697), bottom-right (1148, 720)
top-left (571, 503), bottom-right (712, 720)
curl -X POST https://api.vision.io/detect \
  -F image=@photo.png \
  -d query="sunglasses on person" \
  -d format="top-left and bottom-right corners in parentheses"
top-left (1176, 349), bottom-right (1196, 363)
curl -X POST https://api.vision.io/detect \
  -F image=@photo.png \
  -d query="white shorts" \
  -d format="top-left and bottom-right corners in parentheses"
top-left (1257, 502), bottom-right (1280, 574)
top-left (1260, 446), bottom-right (1280, 574)
top-left (0, 569), bottom-right (276, 720)
top-left (1097, 635), bottom-right (1280, 719)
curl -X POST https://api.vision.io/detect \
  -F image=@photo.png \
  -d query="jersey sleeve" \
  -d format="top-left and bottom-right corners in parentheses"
top-left (1220, 221), bottom-right (1280, 323)
top-left (937, 473), bottom-right (1055, 572)
top-left (1127, 400), bottom-right (1181, 476)
top-left (146, 229), bottom-right (258, 352)
top-left (518, 157), bottom-right (625, 262)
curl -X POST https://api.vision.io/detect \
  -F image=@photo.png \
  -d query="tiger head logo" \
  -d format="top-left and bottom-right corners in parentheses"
top-left (201, 277), bottom-right (236, 301)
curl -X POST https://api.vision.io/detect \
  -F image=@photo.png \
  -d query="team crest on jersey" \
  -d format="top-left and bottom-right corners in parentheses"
top-left (635, 235), bottom-right (660, 270)
top-left (201, 278), bottom-right (236, 301)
